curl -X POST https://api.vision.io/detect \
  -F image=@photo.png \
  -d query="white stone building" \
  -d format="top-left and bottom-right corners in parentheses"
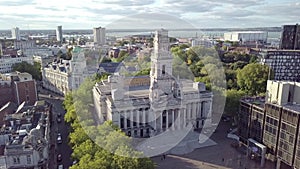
top-left (0, 56), bottom-right (33, 73)
top-left (224, 31), bottom-right (268, 43)
top-left (93, 29), bottom-right (213, 138)
top-left (42, 47), bottom-right (94, 95)
top-left (11, 27), bottom-right (20, 41)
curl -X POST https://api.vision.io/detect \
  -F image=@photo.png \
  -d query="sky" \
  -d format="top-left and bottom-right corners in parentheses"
top-left (0, 0), bottom-right (299, 30)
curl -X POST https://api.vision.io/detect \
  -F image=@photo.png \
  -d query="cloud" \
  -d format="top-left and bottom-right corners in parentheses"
top-left (0, 0), bottom-right (298, 29)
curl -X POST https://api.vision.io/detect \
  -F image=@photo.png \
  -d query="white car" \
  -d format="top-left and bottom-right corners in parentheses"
top-left (57, 133), bottom-right (62, 144)
top-left (58, 164), bottom-right (63, 169)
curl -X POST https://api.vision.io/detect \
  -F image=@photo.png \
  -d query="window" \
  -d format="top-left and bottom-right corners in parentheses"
top-left (13, 157), bottom-right (20, 164)
top-left (27, 155), bottom-right (31, 164)
top-left (162, 65), bottom-right (165, 75)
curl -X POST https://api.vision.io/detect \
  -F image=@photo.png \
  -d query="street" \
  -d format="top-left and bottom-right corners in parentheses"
top-left (39, 91), bottom-right (73, 169)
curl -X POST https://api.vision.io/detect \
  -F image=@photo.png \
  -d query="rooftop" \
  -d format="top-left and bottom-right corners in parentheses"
top-left (241, 96), bottom-right (265, 108)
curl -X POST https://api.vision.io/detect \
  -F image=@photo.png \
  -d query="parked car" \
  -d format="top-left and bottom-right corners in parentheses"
top-left (58, 164), bottom-right (63, 169)
top-left (57, 117), bottom-right (61, 123)
top-left (57, 112), bottom-right (62, 117)
top-left (57, 133), bottom-right (62, 144)
top-left (57, 154), bottom-right (62, 162)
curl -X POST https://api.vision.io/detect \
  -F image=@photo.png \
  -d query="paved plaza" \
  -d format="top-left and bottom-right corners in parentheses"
top-left (152, 121), bottom-right (275, 169)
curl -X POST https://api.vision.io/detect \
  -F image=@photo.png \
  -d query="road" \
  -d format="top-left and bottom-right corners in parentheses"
top-left (39, 91), bottom-right (73, 169)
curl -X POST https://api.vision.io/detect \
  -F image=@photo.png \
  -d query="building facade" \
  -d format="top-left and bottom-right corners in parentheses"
top-left (238, 80), bottom-right (300, 169)
top-left (11, 27), bottom-right (20, 41)
top-left (191, 38), bottom-right (214, 48)
top-left (93, 29), bottom-right (213, 138)
top-left (42, 47), bottom-right (93, 95)
top-left (280, 24), bottom-right (300, 50)
top-left (260, 50), bottom-right (300, 82)
top-left (0, 72), bottom-right (37, 107)
top-left (0, 101), bottom-right (50, 169)
top-left (93, 27), bottom-right (106, 45)
top-left (223, 31), bottom-right (268, 43)
top-left (14, 40), bottom-right (35, 50)
top-left (56, 26), bottom-right (63, 42)
top-left (0, 56), bottom-right (33, 73)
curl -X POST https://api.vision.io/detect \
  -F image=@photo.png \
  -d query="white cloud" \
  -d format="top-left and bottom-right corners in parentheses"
top-left (0, 0), bottom-right (298, 29)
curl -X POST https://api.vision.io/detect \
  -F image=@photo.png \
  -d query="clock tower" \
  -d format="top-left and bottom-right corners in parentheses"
top-left (149, 29), bottom-right (175, 101)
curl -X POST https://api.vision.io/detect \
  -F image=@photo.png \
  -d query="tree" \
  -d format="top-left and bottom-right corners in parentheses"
top-left (237, 63), bottom-right (270, 96)
top-left (224, 89), bottom-right (246, 116)
top-left (12, 61), bottom-right (42, 80)
top-left (64, 76), bottom-right (155, 169)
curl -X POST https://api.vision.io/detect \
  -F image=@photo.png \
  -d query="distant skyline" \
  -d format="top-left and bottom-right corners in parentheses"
top-left (0, 0), bottom-right (299, 30)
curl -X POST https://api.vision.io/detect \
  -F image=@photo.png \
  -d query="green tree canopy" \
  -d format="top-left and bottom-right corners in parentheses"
top-left (224, 89), bottom-right (246, 116)
top-left (12, 61), bottom-right (42, 80)
top-left (237, 63), bottom-right (270, 96)
top-left (64, 74), bottom-right (155, 169)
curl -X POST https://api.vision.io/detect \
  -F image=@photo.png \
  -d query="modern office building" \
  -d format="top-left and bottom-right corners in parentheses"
top-left (280, 24), bottom-right (300, 50)
top-left (259, 49), bottom-right (300, 82)
top-left (223, 31), bottom-right (268, 43)
top-left (56, 25), bottom-right (63, 42)
top-left (238, 80), bottom-right (300, 169)
top-left (93, 29), bottom-right (213, 138)
top-left (11, 27), bottom-right (20, 40)
top-left (93, 27), bottom-right (106, 45)
top-left (0, 72), bottom-right (38, 107)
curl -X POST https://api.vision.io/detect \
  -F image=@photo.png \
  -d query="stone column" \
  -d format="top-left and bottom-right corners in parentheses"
top-left (192, 102), bottom-right (197, 119)
top-left (130, 110), bottom-right (134, 128)
top-left (124, 111), bottom-right (127, 130)
top-left (137, 110), bottom-right (140, 128)
top-left (206, 100), bottom-right (213, 128)
top-left (160, 111), bottom-right (163, 131)
top-left (166, 110), bottom-right (169, 129)
top-left (172, 109), bottom-right (175, 130)
top-left (178, 109), bottom-right (181, 129)
top-left (183, 108), bottom-right (186, 127)
top-left (153, 111), bottom-right (157, 130)
top-left (117, 112), bottom-right (121, 129)
top-left (199, 101), bottom-right (202, 118)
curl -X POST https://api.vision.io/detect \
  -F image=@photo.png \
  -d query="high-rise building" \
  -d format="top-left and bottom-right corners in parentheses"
top-left (11, 27), bottom-right (20, 40)
top-left (93, 27), bottom-right (106, 45)
top-left (56, 25), bottom-right (63, 42)
top-left (280, 24), bottom-right (300, 50)
top-left (238, 80), bottom-right (300, 169)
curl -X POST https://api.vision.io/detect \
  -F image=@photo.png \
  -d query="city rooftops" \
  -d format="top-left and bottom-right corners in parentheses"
top-left (282, 103), bottom-right (300, 115)
top-left (241, 96), bottom-right (265, 108)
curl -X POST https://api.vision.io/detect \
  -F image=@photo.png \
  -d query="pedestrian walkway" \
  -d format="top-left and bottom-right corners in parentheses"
top-left (136, 126), bottom-right (217, 157)
top-left (153, 155), bottom-right (231, 169)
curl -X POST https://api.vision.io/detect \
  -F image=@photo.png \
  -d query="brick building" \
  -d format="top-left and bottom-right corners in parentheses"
top-left (0, 72), bottom-right (37, 107)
